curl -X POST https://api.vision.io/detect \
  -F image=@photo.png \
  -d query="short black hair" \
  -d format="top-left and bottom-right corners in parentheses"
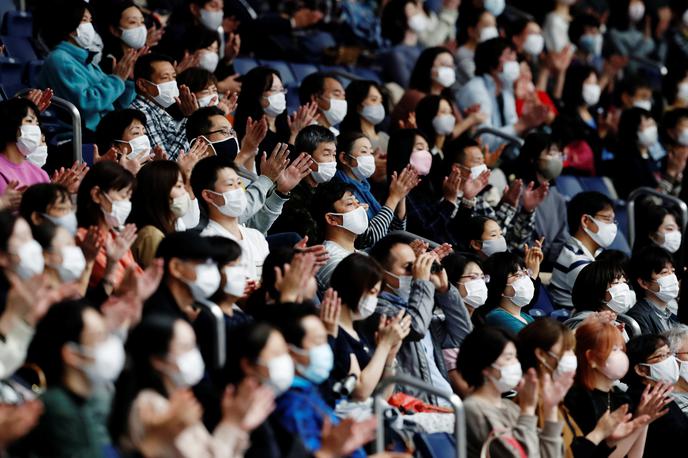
top-left (386, 128), bottom-right (428, 178)
top-left (330, 253), bottom-right (383, 314)
top-left (618, 74), bottom-right (652, 100)
top-left (567, 191), bottom-right (614, 234)
top-left (457, 326), bottom-right (515, 388)
top-left (294, 125), bottom-right (336, 156)
top-left (442, 252), bottom-right (483, 286)
top-left (561, 65), bottom-right (597, 110)
top-left (0, 98), bottom-right (40, 151)
top-left (186, 106), bottom-right (226, 141)
top-left (19, 183), bottom-right (71, 226)
top-left (155, 230), bottom-right (217, 275)
top-left (298, 72), bottom-right (340, 105)
top-left (633, 202), bottom-right (682, 252)
top-left (76, 161), bottom-right (136, 229)
top-left (415, 94), bottom-right (453, 148)
top-left (465, 216), bottom-right (492, 246)
top-left (189, 155), bottom-right (239, 217)
top-left (336, 131), bottom-right (368, 162)
top-left (267, 302), bottom-right (319, 348)
top-left (617, 107), bottom-right (653, 153)
top-left (40, 0), bottom-right (91, 47)
top-left (568, 12), bottom-right (600, 44)
top-left (182, 25), bottom-right (219, 54)
top-left (380, 0), bottom-right (415, 45)
top-left (95, 109), bottom-right (147, 153)
top-left (134, 53), bottom-right (176, 83)
top-left (629, 245), bottom-right (674, 297)
top-left (624, 334), bottom-right (668, 389)
top-left (474, 38), bottom-right (511, 76)
top-left (572, 258), bottom-right (627, 312)
top-left (312, 181), bottom-right (357, 240)
top-left (0, 210), bottom-right (18, 253)
top-left (409, 47), bottom-right (454, 93)
top-left (340, 80), bottom-right (384, 135)
top-left (483, 251), bottom-right (526, 312)
top-left (206, 235), bottom-right (242, 266)
top-left (176, 67), bottom-right (219, 94)
top-left (444, 134), bottom-right (480, 166)
top-left (369, 233), bottom-right (415, 270)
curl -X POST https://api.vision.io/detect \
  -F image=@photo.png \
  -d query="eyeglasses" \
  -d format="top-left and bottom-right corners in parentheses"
top-left (266, 88), bottom-right (288, 95)
top-left (204, 127), bottom-right (237, 138)
top-left (508, 269), bottom-right (532, 280)
top-left (460, 274), bottom-right (490, 283)
top-left (589, 214), bottom-right (617, 225)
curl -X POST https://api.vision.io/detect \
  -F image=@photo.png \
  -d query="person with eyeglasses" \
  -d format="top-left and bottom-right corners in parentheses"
top-left (550, 191), bottom-right (617, 309)
top-left (627, 246), bottom-right (680, 336)
top-left (663, 324), bottom-right (688, 418)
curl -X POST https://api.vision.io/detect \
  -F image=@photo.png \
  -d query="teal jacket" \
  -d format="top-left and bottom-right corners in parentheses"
top-left (39, 41), bottom-right (136, 131)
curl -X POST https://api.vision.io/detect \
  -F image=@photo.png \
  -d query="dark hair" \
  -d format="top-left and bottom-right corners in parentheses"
top-left (662, 68), bottom-right (688, 106)
top-left (186, 106), bottom-right (226, 142)
top-left (457, 7), bottom-right (489, 45)
top-left (31, 220), bottom-right (59, 250)
top-left (483, 251), bottom-right (526, 312)
top-left (618, 75), bottom-right (652, 101)
top-left (465, 216), bottom-right (493, 249)
top-left (442, 252), bottom-right (483, 286)
top-left (155, 230), bottom-right (218, 277)
top-left (617, 107), bottom-right (654, 155)
top-left (409, 47), bottom-right (454, 93)
top-left (19, 183), bottom-right (71, 226)
top-left (0, 210), bottom-right (18, 252)
top-left (336, 131), bottom-right (369, 165)
top-left (176, 67), bottom-right (219, 94)
top-left (189, 155), bottom-right (239, 219)
top-left (234, 67), bottom-right (289, 141)
top-left (268, 302), bottom-right (319, 348)
top-left (182, 25), bottom-right (219, 55)
top-left (257, 246), bottom-right (297, 303)
top-left (298, 72), bottom-right (340, 105)
top-left (608, 0), bottom-right (638, 32)
top-left (572, 258), bottom-right (628, 312)
top-left (294, 125), bottom-right (336, 156)
top-left (633, 203), bottom-right (682, 253)
top-left (444, 134), bottom-right (480, 166)
top-left (76, 161), bottom-right (136, 228)
top-left (0, 98), bottom-right (40, 152)
top-left (457, 326), bottom-right (515, 388)
top-left (330, 253), bottom-right (384, 313)
top-left (369, 233), bottom-right (415, 270)
top-left (95, 109), bottom-right (148, 153)
top-left (624, 334), bottom-right (668, 389)
top-left (224, 322), bottom-right (277, 384)
top-left (474, 38), bottom-right (511, 76)
top-left (568, 13), bottom-right (600, 45)
top-left (629, 245), bottom-right (674, 297)
top-left (41, 0), bottom-right (91, 47)
top-left (561, 65), bottom-right (597, 110)
top-left (415, 94), bottom-right (452, 149)
top-left (340, 80), bottom-right (384, 135)
top-left (98, 1), bottom-right (141, 60)
top-left (661, 108), bottom-right (688, 145)
top-left (312, 181), bottom-right (357, 240)
top-left (134, 53), bottom-right (176, 83)
top-left (567, 191), bottom-right (613, 234)
top-left (381, 0), bottom-right (415, 45)
top-left (206, 235), bottom-right (242, 266)
top-left (513, 132), bottom-right (558, 184)
top-left (128, 161), bottom-right (182, 235)
top-left (386, 128), bottom-right (428, 177)
top-left (517, 318), bottom-right (570, 371)
top-left (26, 299), bottom-right (90, 386)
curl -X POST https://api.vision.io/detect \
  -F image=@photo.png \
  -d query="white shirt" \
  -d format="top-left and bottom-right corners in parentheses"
top-left (201, 220), bottom-right (269, 281)
top-left (316, 240), bottom-right (358, 293)
top-left (550, 236), bottom-right (598, 308)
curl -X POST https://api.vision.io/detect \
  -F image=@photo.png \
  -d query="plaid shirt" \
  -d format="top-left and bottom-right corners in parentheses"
top-left (130, 95), bottom-right (189, 160)
top-left (465, 196), bottom-right (536, 251)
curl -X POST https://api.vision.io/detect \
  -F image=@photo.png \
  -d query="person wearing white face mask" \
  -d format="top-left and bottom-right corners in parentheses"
top-left (96, 109), bottom-right (156, 170)
top-left (484, 252), bottom-right (537, 334)
top-left (195, 158), bottom-right (269, 281)
top-left (369, 234), bottom-right (469, 404)
top-left (0, 99), bottom-right (50, 195)
top-left (327, 253), bottom-right (412, 402)
top-left (633, 205), bottom-right (683, 255)
top-left (659, 109), bottom-right (688, 195)
top-left (36, 222), bottom-right (89, 290)
top-left (663, 324), bottom-right (688, 417)
top-left (628, 246), bottom-right (681, 335)
top-left (459, 327), bottom-right (567, 458)
top-left (416, 94), bottom-right (459, 160)
top-left (607, 0), bottom-right (655, 67)
top-left (19, 183), bottom-right (78, 236)
top-left (339, 80), bottom-right (390, 162)
top-left (100, 3), bottom-right (149, 78)
top-left (455, 10), bottom-right (498, 85)
top-left (299, 72), bottom-right (348, 136)
top-left (38, 2), bottom-right (137, 132)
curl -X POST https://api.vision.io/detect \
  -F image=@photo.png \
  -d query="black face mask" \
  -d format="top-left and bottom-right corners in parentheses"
top-left (210, 137), bottom-right (240, 161)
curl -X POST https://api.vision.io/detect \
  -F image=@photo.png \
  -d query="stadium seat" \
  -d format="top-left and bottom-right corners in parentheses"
top-left (578, 176), bottom-right (614, 198)
top-left (0, 55), bottom-right (24, 96)
top-left (25, 59), bottom-right (43, 87)
top-left (2, 10), bottom-right (31, 38)
top-left (319, 65), bottom-right (352, 86)
top-left (233, 56), bottom-right (258, 75)
top-left (289, 62), bottom-right (318, 81)
top-left (352, 67), bottom-right (382, 84)
top-left (258, 59), bottom-right (296, 87)
top-left (554, 175), bottom-right (583, 200)
top-left (1, 34), bottom-right (37, 61)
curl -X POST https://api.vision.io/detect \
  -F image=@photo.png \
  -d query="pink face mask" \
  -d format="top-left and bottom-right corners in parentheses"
top-left (599, 348), bottom-right (629, 381)
top-left (409, 149), bottom-right (433, 176)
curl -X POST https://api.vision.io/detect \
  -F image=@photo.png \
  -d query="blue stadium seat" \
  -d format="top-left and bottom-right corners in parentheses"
top-left (554, 175), bottom-right (583, 200)
top-left (25, 59), bottom-right (43, 87)
top-left (352, 67), bottom-right (382, 84)
top-left (2, 10), bottom-right (31, 38)
top-left (319, 65), bottom-right (352, 86)
top-left (259, 59), bottom-right (296, 86)
top-left (578, 176), bottom-right (613, 198)
top-left (289, 62), bottom-right (318, 82)
top-left (233, 57), bottom-right (258, 75)
top-left (0, 55), bottom-right (24, 96)
top-left (1, 35), bottom-right (36, 61)
top-left (286, 87), bottom-right (300, 113)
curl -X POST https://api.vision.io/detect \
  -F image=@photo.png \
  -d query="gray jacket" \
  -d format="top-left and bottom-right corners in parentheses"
top-left (237, 169), bottom-right (288, 235)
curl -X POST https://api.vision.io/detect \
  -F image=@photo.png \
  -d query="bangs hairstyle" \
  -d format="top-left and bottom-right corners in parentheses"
top-left (633, 202), bottom-right (682, 252)
top-left (76, 161), bottom-right (136, 228)
top-left (330, 253), bottom-right (384, 314)
top-left (189, 154), bottom-right (239, 218)
top-left (19, 183), bottom-right (71, 226)
top-left (629, 245), bottom-right (674, 296)
top-left (442, 252), bottom-right (483, 285)
top-left (176, 67), bottom-right (219, 94)
top-left (457, 326), bottom-right (515, 389)
top-left (409, 47), bottom-right (454, 93)
top-left (574, 319), bottom-right (626, 390)
top-left (482, 252), bottom-right (526, 313)
top-left (415, 94), bottom-right (453, 149)
top-left (234, 67), bottom-right (286, 140)
top-left (95, 109), bottom-right (147, 153)
top-left (386, 128), bottom-right (427, 178)
top-left (127, 161), bottom-right (183, 235)
top-left (517, 318), bottom-right (575, 371)
top-left (571, 258), bottom-right (627, 312)
top-left (0, 98), bottom-right (40, 151)
top-left (340, 80), bottom-right (385, 135)
top-left (336, 131), bottom-right (369, 165)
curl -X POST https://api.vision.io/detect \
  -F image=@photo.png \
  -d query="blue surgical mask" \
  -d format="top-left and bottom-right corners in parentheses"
top-left (292, 343), bottom-right (333, 384)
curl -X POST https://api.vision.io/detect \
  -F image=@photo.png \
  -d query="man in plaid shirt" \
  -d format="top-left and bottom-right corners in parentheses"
top-left (131, 53), bottom-right (196, 159)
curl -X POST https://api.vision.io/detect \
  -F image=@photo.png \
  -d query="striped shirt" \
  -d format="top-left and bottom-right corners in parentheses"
top-left (550, 237), bottom-right (599, 308)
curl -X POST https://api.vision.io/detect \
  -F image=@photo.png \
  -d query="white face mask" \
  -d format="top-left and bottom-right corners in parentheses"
top-left (78, 335), bottom-right (126, 386)
top-left (555, 351), bottom-right (578, 378)
top-left (170, 348), bottom-right (205, 388)
top-left (199, 8), bottom-right (223, 30)
top-left (490, 361), bottom-right (522, 393)
top-left (499, 60), bottom-right (520, 85)
top-left (14, 239), bottom-right (44, 279)
top-left (350, 154), bottom-right (376, 180)
top-left (678, 129), bottom-right (688, 147)
top-left (470, 163), bottom-right (488, 179)
top-left (481, 236), bottom-right (507, 257)
top-left (199, 51), bottom-right (219, 73)
top-left (678, 82), bottom-right (688, 104)
top-left (27, 145), bottom-right (48, 168)
top-left (582, 83), bottom-right (601, 106)
top-left (479, 26), bottom-right (499, 43)
top-left (606, 283), bottom-right (636, 315)
top-left (407, 13), bottom-right (429, 33)
top-left (523, 33), bottom-right (544, 56)
top-left (634, 99), bottom-right (652, 112)
top-left (628, 2), bottom-right (645, 23)
top-left (322, 98), bottom-right (348, 126)
top-left (17, 125), bottom-right (43, 157)
top-left (387, 271), bottom-right (413, 302)
top-left (433, 66), bottom-right (456, 88)
top-left (679, 359), bottom-right (688, 383)
top-left (311, 161), bottom-right (337, 183)
top-left (124, 135), bottom-right (151, 160)
top-left (197, 93), bottom-right (219, 108)
top-left (73, 22), bottom-right (96, 49)
top-left (658, 230), bottom-right (682, 253)
top-left (263, 354), bottom-right (294, 395)
top-left (185, 261), bottom-right (221, 302)
top-left (223, 265), bottom-right (247, 297)
top-left (638, 125), bottom-right (658, 148)
top-left (360, 104), bottom-right (385, 125)
top-left (355, 294), bottom-right (378, 320)
top-left (483, 0), bottom-right (505, 16)
top-left (171, 192), bottom-right (191, 218)
top-left (505, 275), bottom-right (535, 307)
top-left (211, 188), bottom-right (247, 217)
top-left (653, 273), bottom-right (680, 303)
top-left (462, 278), bottom-right (488, 308)
top-left (643, 355), bottom-right (679, 384)
top-left (330, 206), bottom-right (369, 235)
top-left (432, 114), bottom-right (456, 136)
top-left (120, 25), bottom-right (147, 49)
top-left (55, 245), bottom-right (86, 282)
top-left (150, 80), bottom-right (180, 108)
top-left (583, 216), bottom-right (617, 248)
top-left (44, 212), bottom-right (78, 236)
top-left (264, 92), bottom-right (287, 117)
top-left (102, 196), bottom-right (132, 229)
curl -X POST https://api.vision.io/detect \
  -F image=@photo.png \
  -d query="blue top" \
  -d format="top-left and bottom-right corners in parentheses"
top-left (334, 168), bottom-right (381, 219)
top-left (39, 42), bottom-right (136, 131)
top-left (274, 376), bottom-right (366, 458)
top-left (485, 308), bottom-right (534, 334)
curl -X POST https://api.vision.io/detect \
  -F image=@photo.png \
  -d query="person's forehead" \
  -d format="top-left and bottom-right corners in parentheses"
top-left (217, 167), bottom-right (238, 181)
top-left (317, 141), bottom-right (337, 152)
top-left (391, 243), bottom-right (415, 263)
top-left (122, 6), bottom-right (143, 20)
top-left (324, 77), bottom-right (343, 92)
top-left (302, 315), bottom-right (325, 337)
top-left (152, 60), bottom-right (175, 75)
top-left (210, 115), bottom-right (230, 129)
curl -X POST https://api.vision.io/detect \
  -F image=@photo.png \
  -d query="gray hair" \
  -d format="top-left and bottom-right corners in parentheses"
top-left (663, 324), bottom-right (688, 353)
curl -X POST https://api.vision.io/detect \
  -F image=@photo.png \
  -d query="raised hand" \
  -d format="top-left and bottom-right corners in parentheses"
top-left (432, 243), bottom-right (453, 260)
top-left (277, 152), bottom-right (313, 193)
top-left (541, 371), bottom-right (574, 417)
top-left (294, 236), bottom-right (330, 267)
top-left (164, 389), bottom-right (203, 434)
top-left (482, 142), bottom-right (506, 168)
top-left (501, 179), bottom-right (523, 207)
top-left (398, 112), bottom-right (417, 130)
top-left (217, 91), bottom-right (239, 115)
top-left (151, 145), bottom-right (168, 161)
top-left (105, 224), bottom-right (138, 263)
top-left (0, 400), bottom-right (43, 448)
top-left (174, 52), bottom-right (200, 74)
top-left (388, 166), bottom-right (419, 205)
top-left (223, 33), bottom-right (241, 62)
top-left (79, 226), bottom-right (104, 262)
top-left (320, 288), bottom-right (341, 337)
top-left (635, 382), bottom-right (673, 423)
top-left (412, 252), bottom-right (435, 282)
top-left (522, 181), bottom-right (549, 212)
top-left (275, 252), bottom-right (317, 303)
top-left (25, 88), bottom-right (53, 112)
top-left (442, 167), bottom-right (462, 204)
top-left (524, 237), bottom-right (544, 279)
top-left (319, 416), bottom-right (377, 458)
top-left (462, 169), bottom-right (490, 200)
top-left (409, 239), bottom-right (430, 258)
top-left (377, 309), bottom-right (412, 349)
top-left (5, 271), bottom-right (81, 326)
top-left (219, 73), bottom-right (242, 93)
top-left (259, 142), bottom-right (290, 182)
top-left (0, 180), bottom-right (25, 211)
top-left (288, 102), bottom-right (319, 138)
top-left (177, 137), bottom-right (209, 177)
top-left (93, 144), bottom-right (118, 163)
top-left (242, 116), bottom-right (268, 155)
top-left (176, 84), bottom-right (199, 117)
top-left (222, 378), bottom-right (276, 432)
top-left (113, 48), bottom-right (140, 80)
top-left (146, 25), bottom-right (165, 48)
top-left (518, 368), bottom-right (539, 414)
top-left (52, 162), bottom-right (89, 194)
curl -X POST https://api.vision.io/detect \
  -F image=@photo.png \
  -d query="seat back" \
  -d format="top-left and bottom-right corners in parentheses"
top-left (1, 35), bottom-right (37, 61)
top-left (259, 59), bottom-right (296, 87)
top-left (233, 56), bottom-right (258, 75)
top-left (2, 10), bottom-right (31, 38)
